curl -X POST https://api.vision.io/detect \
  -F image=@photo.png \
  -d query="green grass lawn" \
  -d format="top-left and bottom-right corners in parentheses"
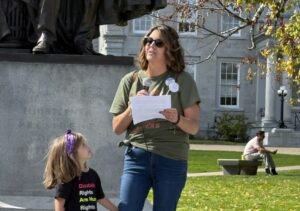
top-left (177, 170), bottom-right (300, 211)
top-left (188, 150), bottom-right (300, 173)
top-left (147, 150), bottom-right (300, 210)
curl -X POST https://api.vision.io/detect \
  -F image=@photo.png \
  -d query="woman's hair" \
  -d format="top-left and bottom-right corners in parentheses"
top-left (138, 24), bottom-right (185, 73)
top-left (43, 131), bottom-right (86, 189)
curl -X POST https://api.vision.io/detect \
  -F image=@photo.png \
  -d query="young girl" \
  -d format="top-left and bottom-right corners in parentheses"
top-left (43, 130), bottom-right (118, 211)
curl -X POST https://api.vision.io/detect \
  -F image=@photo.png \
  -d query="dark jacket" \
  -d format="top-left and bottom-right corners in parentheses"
top-left (98, 0), bottom-right (167, 25)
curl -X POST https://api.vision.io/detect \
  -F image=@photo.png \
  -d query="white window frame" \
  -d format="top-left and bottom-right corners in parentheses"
top-left (219, 62), bottom-right (240, 108)
top-left (177, 0), bottom-right (198, 35)
top-left (133, 15), bottom-right (153, 34)
top-left (221, 6), bottom-right (241, 37)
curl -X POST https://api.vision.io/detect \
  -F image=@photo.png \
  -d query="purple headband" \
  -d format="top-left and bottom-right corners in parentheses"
top-left (65, 129), bottom-right (75, 155)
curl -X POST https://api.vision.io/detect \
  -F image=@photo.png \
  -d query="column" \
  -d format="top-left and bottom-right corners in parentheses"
top-left (262, 52), bottom-right (278, 128)
top-left (255, 67), bottom-right (265, 122)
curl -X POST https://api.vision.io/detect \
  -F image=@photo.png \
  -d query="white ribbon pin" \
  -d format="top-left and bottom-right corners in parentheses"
top-left (165, 77), bottom-right (179, 94)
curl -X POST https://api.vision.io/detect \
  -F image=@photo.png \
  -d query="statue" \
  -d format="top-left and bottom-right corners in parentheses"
top-left (0, 0), bottom-right (167, 54)
top-left (32, 0), bottom-right (101, 54)
top-left (32, 0), bottom-right (168, 55)
top-left (0, 0), bottom-right (38, 48)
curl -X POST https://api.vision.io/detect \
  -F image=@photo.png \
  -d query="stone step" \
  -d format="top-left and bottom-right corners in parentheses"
top-left (0, 195), bottom-right (152, 211)
top-left (0, 196), bottom-right (53, 211)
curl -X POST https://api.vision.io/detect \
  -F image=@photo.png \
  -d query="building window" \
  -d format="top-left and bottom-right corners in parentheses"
top-left (219, 62), bottom-right (240, 107)
top-left (133, 15), bottom-right (152, 33)
top-left (178, 0), bottom-right (197, 34)
top-left (291, 81), bottom-right (300, 107)
top-left (221, 7), bottom-right (241, 36)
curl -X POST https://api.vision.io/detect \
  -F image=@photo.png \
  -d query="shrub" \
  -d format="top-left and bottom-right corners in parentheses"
top-left (215, 113), bottom-right (251, 142)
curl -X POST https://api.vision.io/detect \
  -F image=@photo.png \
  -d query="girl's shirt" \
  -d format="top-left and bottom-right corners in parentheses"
top-left (110, 70), bottom-right (200, 160)
top-left (55, 168), bottom-right (104, 211)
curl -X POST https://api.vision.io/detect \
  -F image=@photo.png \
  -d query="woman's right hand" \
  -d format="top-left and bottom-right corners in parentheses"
top-left (112, 89), bottom-right (149, 135)
top-left (136, 89), bottom-right (149, 96)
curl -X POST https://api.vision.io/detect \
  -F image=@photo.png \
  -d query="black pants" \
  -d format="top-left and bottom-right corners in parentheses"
top-left (37, 0), bottom-right (99, 42)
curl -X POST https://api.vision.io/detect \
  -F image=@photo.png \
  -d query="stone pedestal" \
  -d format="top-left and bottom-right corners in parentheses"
top-left (0, 53), bottom-right (152, 210)
top-left (265, 128), bottom-right (300, 147)
top-left (217, 159), bottom-right (262, 175)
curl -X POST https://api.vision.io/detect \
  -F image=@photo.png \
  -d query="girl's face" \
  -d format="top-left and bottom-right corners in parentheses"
top-left (145, 30), bottom-right (167, 64)
top-left (76, 141), bottom-right (92, 162)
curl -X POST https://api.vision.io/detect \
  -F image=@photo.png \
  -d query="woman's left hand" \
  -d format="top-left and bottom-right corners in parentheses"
top-left (160, 108), bottom-right (179, 124)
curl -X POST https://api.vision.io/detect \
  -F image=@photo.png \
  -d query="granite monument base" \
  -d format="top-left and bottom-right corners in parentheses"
top-left (0, 53), bottom-right (151, 210)
top-left (265, 128), bottom-right (300, 147)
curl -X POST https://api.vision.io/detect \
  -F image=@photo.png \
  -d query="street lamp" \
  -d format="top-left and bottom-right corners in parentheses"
top-left (277, 86), bottom-right (288, 128)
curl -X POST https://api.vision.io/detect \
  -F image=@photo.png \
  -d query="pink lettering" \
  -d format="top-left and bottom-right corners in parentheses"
top-left (79, 183), bottom-right (96, 189)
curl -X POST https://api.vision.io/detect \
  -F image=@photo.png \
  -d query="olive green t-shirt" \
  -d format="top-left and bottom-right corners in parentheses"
top-left (110, 70), bottom-right (200, 160)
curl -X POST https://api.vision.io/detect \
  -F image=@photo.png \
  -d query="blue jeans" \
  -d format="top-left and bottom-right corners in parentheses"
top-left (118, 146), bottom-right (187, 211)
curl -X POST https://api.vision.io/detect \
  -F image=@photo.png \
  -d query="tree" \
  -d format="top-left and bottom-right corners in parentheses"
top-left (154, 0), bottom-right (300, 99)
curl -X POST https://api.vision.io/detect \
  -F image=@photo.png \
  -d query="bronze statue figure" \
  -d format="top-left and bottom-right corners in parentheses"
top-left (0, 0), bottom-right (167, 55)
top-left (0, 0), bottom-right (38, 48)
top-left (33, 0), bottom-right (101, 54)
top-left (32, 0), bottom-right (167, 55)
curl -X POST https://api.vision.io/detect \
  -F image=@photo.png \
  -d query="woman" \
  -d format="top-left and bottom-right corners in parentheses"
top-left (110, 24), bottom-right (200, 211)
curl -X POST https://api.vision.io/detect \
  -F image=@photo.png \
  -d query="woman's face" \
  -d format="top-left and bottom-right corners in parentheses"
top-left (145, 30), bottom-right (167, 65)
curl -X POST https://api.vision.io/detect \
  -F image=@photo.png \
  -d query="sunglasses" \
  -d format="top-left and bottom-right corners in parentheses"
top-left (143, 37), bottom-right (164, 48)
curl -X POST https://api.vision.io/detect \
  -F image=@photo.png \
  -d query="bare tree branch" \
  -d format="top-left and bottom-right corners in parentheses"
top-left (151, 13), bottom-right (226, 38)
top-left (250, 4), bottom-right (266, 24)
top-left (248, 24), bottom-right (256, 50)
top-left (198, 27), bottom-right (248, 64)
top-left (247, 4), bottom-right (267, 50)
top-left (153, 0), bottom-right (297, 66)
top-left (216, 0), bottom-right (248, 23)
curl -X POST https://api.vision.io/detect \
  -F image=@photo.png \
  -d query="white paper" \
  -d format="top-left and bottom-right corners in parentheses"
top-left (130, 95), bottom-right (171, 125)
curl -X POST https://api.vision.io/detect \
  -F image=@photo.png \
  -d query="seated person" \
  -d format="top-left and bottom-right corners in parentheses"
top-left (243, 131), bottom-right (278, 175)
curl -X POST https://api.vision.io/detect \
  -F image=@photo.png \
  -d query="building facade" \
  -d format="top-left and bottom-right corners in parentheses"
top-left (97, 3), bottom-right (299, 140)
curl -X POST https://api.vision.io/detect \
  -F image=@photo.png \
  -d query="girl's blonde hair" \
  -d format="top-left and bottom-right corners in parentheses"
top-left (43, 131), bottom-right (86, 189)
top-left (138, 24), bottom-right (185, 73)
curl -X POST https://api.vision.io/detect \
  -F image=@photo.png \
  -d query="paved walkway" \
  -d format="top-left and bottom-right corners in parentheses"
top-left (188, 144), bottom-right (300, 177)
top-left (190, 144), bottom-right (300, 155)
top-left (187, 165), bottom-right (300, 177)
top-left (0, 196), bottom-right (152, 211)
